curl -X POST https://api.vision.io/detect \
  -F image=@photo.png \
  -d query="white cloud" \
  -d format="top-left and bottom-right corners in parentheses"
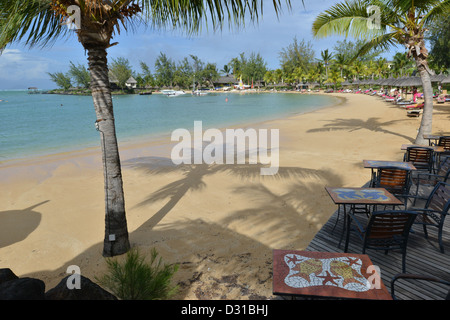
top-left (0, 49), bottom-right (52, 88)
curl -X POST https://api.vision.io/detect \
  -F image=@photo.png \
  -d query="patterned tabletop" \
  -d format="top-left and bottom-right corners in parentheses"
top-left (325, 187), bottom-right (403, 205)
top-left (273, 250), bottom-right (392, 300)
top-left (363, 160), bottom-right (416, 170)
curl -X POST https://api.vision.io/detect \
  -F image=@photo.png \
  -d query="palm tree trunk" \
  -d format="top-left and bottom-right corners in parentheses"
top-left (87, 46), bottom-right (130, 257)
top-left (413, 54), bottom-right (434, 145)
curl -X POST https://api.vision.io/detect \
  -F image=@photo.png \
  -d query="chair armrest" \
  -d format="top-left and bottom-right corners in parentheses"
top-left (390, 273), bottom-right (450, 300)
top-left (348, 212), bottom-right (366, 238)
top-left (416, 173), bottom-right (446, 180)
top-left (409, 208), bottom-right (447, 215)
top-left (403, 194), bottom-right (428, 204)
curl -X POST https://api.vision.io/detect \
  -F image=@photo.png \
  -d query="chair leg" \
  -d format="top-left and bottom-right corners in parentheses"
top-left (402, 252), bottom-right (406, 273)
top-left (414, 183), bottom-right (419, 206)
top-left (423, 224), bottom-right (429, 239)
top-left (331, 205), bottom-right (341, 233)
top-left (438, 227), bottom-right (445, 253)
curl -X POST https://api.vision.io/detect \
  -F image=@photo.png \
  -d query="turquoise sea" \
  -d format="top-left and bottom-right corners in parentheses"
top-left (0, 90), bottom-right (339, 161)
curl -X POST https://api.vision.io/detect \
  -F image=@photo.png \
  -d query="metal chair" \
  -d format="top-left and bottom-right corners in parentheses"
top-left (437, 136), bottom-right (450, 151)
top-left (406, 182), bottom-right (450, 253)
top-left (373, 167), bottom-right (412, 207)
top-left (404, 146), bottom-right (434, 173)
top-left (435, 136), bottom-right (450, 164)
top-left (390, 273), bottom-right (450, 300)
top-left (412, 156), bottom-right (450, 202)
top-left (349, 210), bottom-right (418, 273)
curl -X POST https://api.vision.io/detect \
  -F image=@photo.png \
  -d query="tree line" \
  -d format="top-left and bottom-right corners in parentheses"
top-left (50, 25), bottom-right (448, 93)
top-left (48, 51), bottom-right (268, 91)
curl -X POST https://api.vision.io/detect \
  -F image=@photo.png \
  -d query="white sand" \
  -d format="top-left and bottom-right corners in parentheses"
top-left (0, 92), bottom-right (449, 299)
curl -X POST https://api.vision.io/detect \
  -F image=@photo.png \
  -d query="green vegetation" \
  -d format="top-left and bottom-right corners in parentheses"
top-left (49, 30), bottom-right (447, 94)
top-left (97, 248), bottom-right (179, 300)
top-left (312, 0), bottom-right (450, 144)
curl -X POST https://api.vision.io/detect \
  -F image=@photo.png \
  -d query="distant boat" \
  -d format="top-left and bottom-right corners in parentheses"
top-left (139, 91), bottom-right (152, 95)
top-left (27, 87), bottom-right (40, 94)
top-left (192, 88), bottom-right (210, 96)
top-left (161, 90), bottom-right (186, 97)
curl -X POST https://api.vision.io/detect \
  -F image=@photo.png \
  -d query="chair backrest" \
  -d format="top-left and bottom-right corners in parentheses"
top-left (436, 157), bottom-right (450, 182)
top-left (364, 210), bottom-right (418, 250)
top-left (426, 182), bottom-right (450, 214)
top-left (405, 147), bottom-right (434, 172)
top-left (438, 136), bottom-right (450, 151)
top-left (375, 167), bottom-right (411, 196)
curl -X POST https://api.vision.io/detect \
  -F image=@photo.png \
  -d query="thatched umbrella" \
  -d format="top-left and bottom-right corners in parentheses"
top-left (431, 73), bottom-right (447, 83)
top-left (402, 76), bottom-right (422, 87)
top-left (440, 74), bottom-right (450, 84)
top-left (383, 76), bottom-right (396, 86)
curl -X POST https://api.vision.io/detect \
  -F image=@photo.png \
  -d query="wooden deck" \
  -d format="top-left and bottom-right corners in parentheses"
top-left (306, 200), bottom-right (450, 300)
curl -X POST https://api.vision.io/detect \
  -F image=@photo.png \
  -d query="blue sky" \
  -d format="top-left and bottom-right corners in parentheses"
top-left (0, 0), bottom-right (400, 90)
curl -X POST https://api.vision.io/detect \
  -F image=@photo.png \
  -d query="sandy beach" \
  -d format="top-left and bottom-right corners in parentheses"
top-left (1, 92), bottom-right (449, 300)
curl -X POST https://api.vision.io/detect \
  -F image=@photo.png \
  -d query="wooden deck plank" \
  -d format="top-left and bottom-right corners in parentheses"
top-left (305, 202), bottom-right (450, 300)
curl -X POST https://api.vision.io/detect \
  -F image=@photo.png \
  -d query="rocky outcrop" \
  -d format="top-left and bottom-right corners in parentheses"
top-left (45, 275), bottom-right (117, 300)
top-left (0, 268), bottom-right (117, 300)
top-left (0, 269), bottom-right (45, 300)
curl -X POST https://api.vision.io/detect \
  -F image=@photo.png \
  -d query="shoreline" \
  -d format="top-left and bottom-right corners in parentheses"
top-left (1, 91), bottom-right (449, 300)
top-left (0, 92), bottom-right (344, 169)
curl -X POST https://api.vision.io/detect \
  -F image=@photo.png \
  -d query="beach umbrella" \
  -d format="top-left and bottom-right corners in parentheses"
top-left (383, 76), bottom-right (396, 86)
top-left (440, 74), bottom-right (450, 84)
top-left (393, 76), bottom-right (409, 87)
top-left (431, 73), bottom-right (447, 83)
top-left (341, 80), bottom-right (351, 86)
top-left (402, 76), bottom-right (422, 87)
top-left (374, 78), bottom-right (386, 86)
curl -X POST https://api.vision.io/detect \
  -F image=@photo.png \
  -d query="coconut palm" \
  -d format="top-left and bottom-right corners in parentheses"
top-left (334, 53), bottom-right (349, 78)
top-left (392, 51), bottom-right (414, 76)
top-left (0, 0), bottom-right (293, 257)
top-left (312, 0), bottom-right (450, 144)
top-left (320, 49), bottom-right (334, 79)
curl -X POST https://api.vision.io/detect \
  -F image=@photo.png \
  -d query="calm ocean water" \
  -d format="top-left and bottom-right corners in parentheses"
top-left (0, 90), bottom-right (339, 161)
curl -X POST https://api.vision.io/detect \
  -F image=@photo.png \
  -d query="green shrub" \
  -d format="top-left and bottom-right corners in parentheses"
top-left (97, 248), bottom-right (179, 300)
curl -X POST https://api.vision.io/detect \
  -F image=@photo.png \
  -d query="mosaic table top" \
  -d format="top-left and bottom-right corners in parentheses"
top-left (363, 160), bottom-right (416, 170)
top-left (273, 250), bottom-right (392, 300)
top-left (325, 187), bottom-right (403, 205)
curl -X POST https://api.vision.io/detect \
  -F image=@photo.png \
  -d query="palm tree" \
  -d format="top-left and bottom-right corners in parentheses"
top-left (320, 49), bottom-right (334, 79)
top-left (221, 64), bottom-right (231, 76)
top-left (334, 53), bottom-right (348, 78)
top-left (0, 0), bottom-right (293, 257)
top-left (312, 0), bottom-right (450, 144)
top-left (392, 51), bottom-right (414, 77)
top-left (374, 57), bottom-right (389, 79)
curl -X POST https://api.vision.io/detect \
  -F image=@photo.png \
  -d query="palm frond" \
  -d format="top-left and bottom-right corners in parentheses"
top-left (0, 0), bottom-right (69, 50)
top-left (312, 0), bottom-right (391, 40)
top-left (420, 0), bottom-right (450, 26)
top-left (352, 31), bottom-right (398, 62)
top-left (1, 0), bottom-right (294, 49)
top-left (142, 0), bottom-right (292, 34)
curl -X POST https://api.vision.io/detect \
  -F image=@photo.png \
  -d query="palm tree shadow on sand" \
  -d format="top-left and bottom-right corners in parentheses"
top-left (307, 117), bottom-right (415, 143)
top-left (0, 200), bottom-right (49, 248)
top-left (20, 156), bottom-right (344, 299)
top-left (123, 155), bottom-right (342, 232)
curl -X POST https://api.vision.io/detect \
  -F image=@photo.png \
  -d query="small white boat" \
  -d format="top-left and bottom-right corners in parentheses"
top-left (162, 90), bottom-right (186, 97)
top-left (192, 89), bottom-right (209, 96)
